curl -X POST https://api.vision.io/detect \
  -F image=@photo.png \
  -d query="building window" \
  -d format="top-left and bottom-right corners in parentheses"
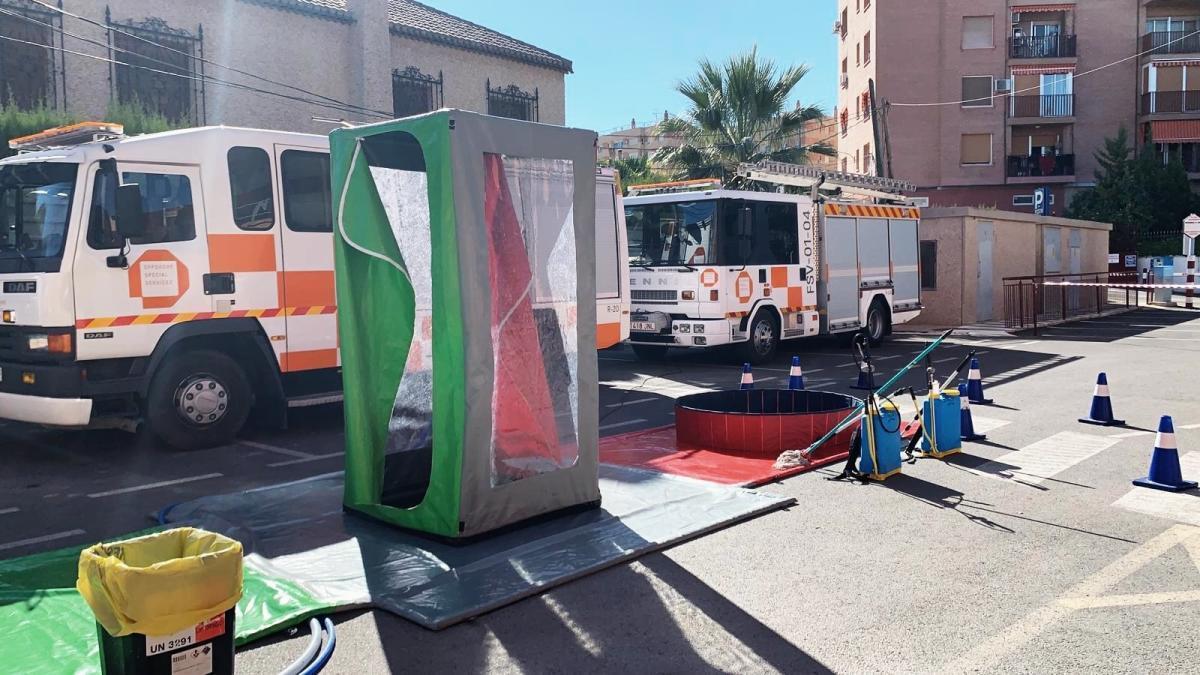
top-left (228, 147), bottom-right (274, 231)
top-left (840, 108), bottom-right (849, 135)
top-left (392, 66), bottom-right (443, 118)
top-left (88, 170), bottom-right (196, 249)
top-left (107, 12), bottom-right (204, 124)
top-left (0, 0), bottom-right (63, 110)
top-left (856, 42), bottom-right (861, 67)
top-left (919, 241), bottom-right (937, 290)
top-left (960, 133), bottom-right (993, 165)
top-left (962, 16), bottom-right (995, 50)
top-left (841, 157), bottom-right (849, 172)
top-left (280, 150), bottom-right (333, 233)
top-left (864, 31), bottom-right (872, 64)
top-left (487, 80), bottom-right (538, 121)
top-left (864, 0), bottom-right (870, 8)
top-left (961, 76), bottom-right (994, 108)
top-left (841, 8), bottom-right (848, 38)
top-left (862, 91), bottom-right (872, 118)
top-left (863, 143), bottom-right (872, 173)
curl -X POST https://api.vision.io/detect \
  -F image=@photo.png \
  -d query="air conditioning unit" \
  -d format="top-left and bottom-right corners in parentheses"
top-left (833, 20), bottom-right (843, 35)
top-left (995, 79), bottom-right (1013, 93)
top-left (1011, 12), bottom-right (1022, 25)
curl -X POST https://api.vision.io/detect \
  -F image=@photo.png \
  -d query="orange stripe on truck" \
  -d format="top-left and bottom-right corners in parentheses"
top-left (280, 348), bottom-right (339, 372)
top-left (596, 322), bottom-right (622, 349)
top-left (208, 234), bottom-right (276, 273)
top-left (75, 306), bottom-right (336, 330)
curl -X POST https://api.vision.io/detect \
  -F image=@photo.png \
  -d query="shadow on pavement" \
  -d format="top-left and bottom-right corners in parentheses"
top-left (1020, 308), bottom-right (1199, 343)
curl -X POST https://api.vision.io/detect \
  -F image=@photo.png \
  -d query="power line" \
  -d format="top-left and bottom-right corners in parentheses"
top-left (891, 28), bottom-right (1200, 107)
top-left (24, 0), bottom-right (393, 119)
top-left (0, 33), bottom-right (387, 120)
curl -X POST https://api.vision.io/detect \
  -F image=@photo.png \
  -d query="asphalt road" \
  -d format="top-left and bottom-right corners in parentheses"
top-left (5, 308), bottom-right (1200, 673)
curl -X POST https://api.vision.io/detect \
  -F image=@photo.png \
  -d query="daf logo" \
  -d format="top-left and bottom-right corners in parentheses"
top-left (2, 281), bottom-right (35, 294)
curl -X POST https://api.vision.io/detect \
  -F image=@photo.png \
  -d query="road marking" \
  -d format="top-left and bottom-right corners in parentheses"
top-left (0, 507), bottom-right (18, 515)
top-left (1112, 452), bottom-right (1200, 526)
top-left (1058, 590), bottom-right (1200, 610)
top-left (932, 357), bottom-right (958, 364)
top-left (969, 416), bottom-right (1011, 435)
top-left (0, 529), bottom-right (86, 552)
top-left (1180, 423), bottom-right (1200, 430)
top-left (942, 525), bottom-right (1200, 674)
top-left (239, 440), bottom-right (315, 460)
top-left (974, 432), bottom-right (1119, 485)
top-left (1110, 429), bottom-right (1154, 439)
top-left (604, 397), bottom-right (659, 408)
top-left (88, 473), bottom-right (224, 498)
top-left (600, 419), bottom-right (648, 431)
top-left (602, 374), bottom-right (714, 399)
top-left (268, 452), bottom-right (343, 468)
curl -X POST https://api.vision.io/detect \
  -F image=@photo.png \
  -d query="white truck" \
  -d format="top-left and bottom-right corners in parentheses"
top-left (624, 162), bottom-right (922, 363)
top-left (0, 122), bottom-right (629, 449)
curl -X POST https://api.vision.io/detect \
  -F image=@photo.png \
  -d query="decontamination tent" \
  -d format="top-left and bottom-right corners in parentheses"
top-left (331, 109), bottom-right (600, 538)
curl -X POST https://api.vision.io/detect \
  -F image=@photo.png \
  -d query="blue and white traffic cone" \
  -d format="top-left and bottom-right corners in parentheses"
top-left (1133, 416), bottom-right (1198, 492)
top-left (1079, 372), bottom-right (1125, 427)
top-left (740, 363), bottom-right (754, 390)
top-left (958, 382), bottom-right (986, 441)
top-left (851, 361), bottom-right (875, 390)
top-left (965, 357), bottom-right (993, 405)
top-left (788, 356), bottom-right (805, 390)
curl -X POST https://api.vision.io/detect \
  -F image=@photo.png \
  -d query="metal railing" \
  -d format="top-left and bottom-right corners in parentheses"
top-left (1141, 30), bottom-right (1200, 55)
top-left (486, 79), bottom-right (538, 122)
top-left (1140, 90), bottom-right (1200, 114)
top-left (1003, 271), bottom-right (1149, 333)
top-left (1007, 153), bottom-right (1074, 177)
top-left (1009, 34), bottom-right (1076, 58)
top-left (1009, 93), bottom-right (1074, 118)
top-left (392, 66), bottom-right (442, 118)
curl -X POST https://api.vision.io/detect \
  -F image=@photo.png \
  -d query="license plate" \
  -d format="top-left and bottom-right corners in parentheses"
top-left (631, 321), bottom-right (658, 332)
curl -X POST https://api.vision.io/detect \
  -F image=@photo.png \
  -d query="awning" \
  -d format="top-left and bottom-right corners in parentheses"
top-left (1011, 3), bottom-right (1074, 12)
top-left (1152, 120), bottom-right (1200, 143)
top-left (1150, 60), bottom-right (1200, 68)
top-left (1011, 65), bottom-right (1076, 76)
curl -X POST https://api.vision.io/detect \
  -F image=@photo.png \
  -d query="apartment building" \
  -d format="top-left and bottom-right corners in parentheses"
top-left (837, 0), bottom-right (1200, 214)
top-left (0, 0), bottom-right (570, 134)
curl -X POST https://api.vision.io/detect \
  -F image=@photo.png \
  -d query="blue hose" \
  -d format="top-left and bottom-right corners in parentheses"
top-left (298, 618), bottom-right (336, 675)
top-left (156, 502), bottom-right (180, 525)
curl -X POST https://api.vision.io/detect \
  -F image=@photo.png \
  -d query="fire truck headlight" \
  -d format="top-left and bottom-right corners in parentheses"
top-left (694, 324), bottom-right (705, 333)
top-left (27, 334), bottom-right (49, 351)
top-left (681, 290), bottom-right (695, 300)
top-left (678, 323), bottom-right (691, 333)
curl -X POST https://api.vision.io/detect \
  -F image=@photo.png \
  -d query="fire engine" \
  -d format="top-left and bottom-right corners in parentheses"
top-left (0, 122), bottom-right (628, 449)
top-left (624, 161), bottom-right (922, 363)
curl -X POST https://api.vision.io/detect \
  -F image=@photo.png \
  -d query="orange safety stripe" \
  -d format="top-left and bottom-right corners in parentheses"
top-left (75, 305), bottom-right (337, 330)
top-left (823, 204), bottom-right (920, 219)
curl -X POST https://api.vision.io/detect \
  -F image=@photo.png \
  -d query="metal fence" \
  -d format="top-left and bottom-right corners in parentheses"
top-left (1003, 271), bottom-right (1151, 333)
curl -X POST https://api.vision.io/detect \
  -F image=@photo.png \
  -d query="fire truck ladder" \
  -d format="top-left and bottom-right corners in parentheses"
top-left (736, 161), bottom-right (916, 202)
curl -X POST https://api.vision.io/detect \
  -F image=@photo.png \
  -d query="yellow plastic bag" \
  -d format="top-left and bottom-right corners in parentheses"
top-left (77, 527), bottom-right (243, 637)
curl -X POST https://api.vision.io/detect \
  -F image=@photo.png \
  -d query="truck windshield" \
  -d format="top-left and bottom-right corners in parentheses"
top-left (0, 162), bottom-right (78, 273)
top-left (625, 200), bottom-right (717, 267)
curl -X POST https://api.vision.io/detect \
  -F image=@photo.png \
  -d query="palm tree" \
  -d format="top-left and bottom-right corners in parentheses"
top-left (654, 48), bottom-right (835, 188)
top-left (603, 154), bottom-right (667, 194)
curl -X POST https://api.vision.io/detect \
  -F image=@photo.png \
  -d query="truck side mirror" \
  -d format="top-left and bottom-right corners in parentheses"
top-left (115, 183), bottom-right (145, 239)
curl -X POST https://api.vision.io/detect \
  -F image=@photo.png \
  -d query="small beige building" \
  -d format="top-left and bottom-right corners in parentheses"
top-left (1, 0), bottom-right (570, 133)
top-left (913, 207), bottom-right (1111, 326)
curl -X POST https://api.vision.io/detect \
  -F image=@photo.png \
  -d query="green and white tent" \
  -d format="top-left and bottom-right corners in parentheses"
top-left (331, 110), bottom-right (600, 538)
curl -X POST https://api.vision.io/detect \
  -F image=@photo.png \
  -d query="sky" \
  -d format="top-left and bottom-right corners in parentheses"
top-left (431, 0), bottom-right (838, 134)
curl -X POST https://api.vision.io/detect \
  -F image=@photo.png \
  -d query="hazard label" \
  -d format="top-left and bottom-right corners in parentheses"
top-left (170, 645), bottom-right (213, 675)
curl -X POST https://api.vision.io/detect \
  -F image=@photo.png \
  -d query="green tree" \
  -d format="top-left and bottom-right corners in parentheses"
top-left (1, 101), bottom-right (183, 158)
top-left (653, 47), bottom-right (835, 188)
top-left (601, 154), bottom-right (668, 194)
top-left (1067, 125), bottom-right (1200, 252)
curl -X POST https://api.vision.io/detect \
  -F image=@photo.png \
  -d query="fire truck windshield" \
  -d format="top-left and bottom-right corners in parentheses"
top-left (625, 200), bottom-right (717, 268)
top-left (0, 162), bottom-right (78, 274)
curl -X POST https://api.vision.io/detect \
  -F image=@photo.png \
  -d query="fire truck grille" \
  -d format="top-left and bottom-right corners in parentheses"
top-left (631, 290), bottom-right (678, 301)
top-left (0, 326), bottom-right (17, 359)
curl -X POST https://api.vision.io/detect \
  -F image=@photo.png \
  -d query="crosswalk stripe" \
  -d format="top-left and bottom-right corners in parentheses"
top-left (1112, 452), bottom-right (1200, 526)
top-left (974, 432), bottom-right (1119, 484)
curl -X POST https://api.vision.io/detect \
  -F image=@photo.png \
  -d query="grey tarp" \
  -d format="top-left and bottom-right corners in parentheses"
top-left (163, 466), bottom-right (793, 629)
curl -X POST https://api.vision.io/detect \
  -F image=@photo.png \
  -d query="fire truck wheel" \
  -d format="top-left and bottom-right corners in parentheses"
top-left (146, 349), bottom-right (253, 450)
top-left (739, 311), bottom-right (779, 364)
top-left (632, 344), bottom-right (669, 361)
top-left (866, 299), bottom-right (890, 347)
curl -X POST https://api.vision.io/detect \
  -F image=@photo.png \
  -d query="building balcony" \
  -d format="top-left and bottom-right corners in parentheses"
top-left (1007, 153), bottom-right (1075, 179)
top-left (1141, 90), bottom-right (1200, 115)
top-left (1141, 30), bottom-right (1200, 56)
top-left (1009, 34), bottom-right (1076, 59)
top-left (1008, 94), bottom-right (1075, 119)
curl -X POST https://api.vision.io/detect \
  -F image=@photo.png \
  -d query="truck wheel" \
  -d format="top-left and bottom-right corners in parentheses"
top-left (866, 300), bottom-right (890, 347)
top-left (632, 344), bottom-right (668, 361)
top-left (146, 349), bottom-right (252, 450)
top-left (738, 311), bottom-right (779, 364)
